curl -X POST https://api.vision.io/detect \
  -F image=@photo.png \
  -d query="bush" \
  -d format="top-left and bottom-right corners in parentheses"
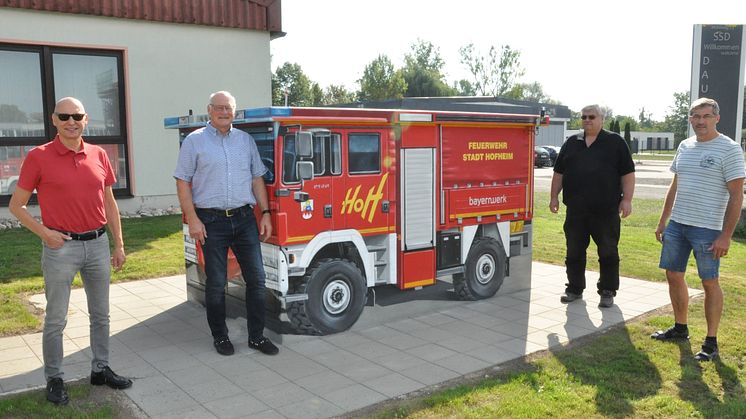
top-left (735, 220), bottom-right (746, 239)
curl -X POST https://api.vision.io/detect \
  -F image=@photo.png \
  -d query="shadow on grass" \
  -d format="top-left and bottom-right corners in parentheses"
top-left (548, 302), bottom-right (662, 416)
top-left (675, 341), bottom-right (746, 418)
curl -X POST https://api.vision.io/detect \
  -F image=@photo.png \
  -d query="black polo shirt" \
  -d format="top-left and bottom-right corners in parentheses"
top-left (554, 129), bottom-right (635, 212)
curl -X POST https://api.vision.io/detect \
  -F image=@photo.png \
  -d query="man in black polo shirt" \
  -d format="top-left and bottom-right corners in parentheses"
top-left (550, 104), bottom-right (635, 308)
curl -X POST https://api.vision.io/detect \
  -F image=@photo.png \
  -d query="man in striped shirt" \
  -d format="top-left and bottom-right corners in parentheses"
top-left (652, 97), bottom-right (746, 361)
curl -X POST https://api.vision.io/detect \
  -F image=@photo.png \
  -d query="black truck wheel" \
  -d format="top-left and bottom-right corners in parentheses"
top-left (454, 237), bottom-right (506, 301)
top-left (287, 258), bottom-right (366, 335)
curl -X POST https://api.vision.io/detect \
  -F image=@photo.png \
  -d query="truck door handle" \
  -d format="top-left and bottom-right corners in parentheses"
top-left (381, 200), bottom-right (389, 213)
top-left (324, 205), bottom-right (332, 218)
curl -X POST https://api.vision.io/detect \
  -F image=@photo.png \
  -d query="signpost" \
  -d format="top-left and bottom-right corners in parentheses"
top-left (690, 24), bottom-right (745, 147)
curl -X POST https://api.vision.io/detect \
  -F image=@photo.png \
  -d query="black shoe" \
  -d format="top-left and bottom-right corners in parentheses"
top-left (560, 291), bottom-right (582, 303)
top-left (694, 344), bottom-right (719, 362)
top-left (214, 337), bottom-right (235, 356)
top-left (46, 377), bottom-right (69, 405)
top-left (91, 366), bottom-right (133, 389)
top-left (651, 326), bottom-right (689, 341)
top-left (249, 336), bottom-right (279, 355)
top-left (598, 290), bottom-right (614, 308)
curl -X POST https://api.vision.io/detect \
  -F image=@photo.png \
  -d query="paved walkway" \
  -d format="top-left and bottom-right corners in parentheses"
top-left (0, 263), bottom-right (701, 418)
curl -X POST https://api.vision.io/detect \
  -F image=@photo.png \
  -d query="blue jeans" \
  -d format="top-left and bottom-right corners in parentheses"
top-left (563, 207), bottom-right (621, 295)
top-left (197, 207), bottom-right (266, 341)
top-left (42, 233), bottom-right (111, 380)
top-left (659, 220), bottom-right (720, 279)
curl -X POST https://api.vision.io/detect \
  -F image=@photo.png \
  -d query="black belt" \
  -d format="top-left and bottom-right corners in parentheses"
top-left (197, 204), bottom-right (252, 218)
top-left (55, 226), bottom-right (107, 241)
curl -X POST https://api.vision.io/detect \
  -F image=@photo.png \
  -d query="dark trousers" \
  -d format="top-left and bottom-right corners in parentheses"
top-left (197, 207), bottom-right (266, 341)
top-left (563, 207), bottom-right (621, 296)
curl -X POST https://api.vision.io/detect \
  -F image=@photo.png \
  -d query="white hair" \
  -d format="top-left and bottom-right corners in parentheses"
top-left (209, 91), bottom-right (236, 108)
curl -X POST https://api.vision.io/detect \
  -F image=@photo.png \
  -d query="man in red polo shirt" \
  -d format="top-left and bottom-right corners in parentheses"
top-left (9, 97), bottom-right (132, 405)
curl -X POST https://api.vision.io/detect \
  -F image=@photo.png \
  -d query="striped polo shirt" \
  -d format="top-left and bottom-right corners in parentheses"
top-left (670, 134), bottom-right (746, 231)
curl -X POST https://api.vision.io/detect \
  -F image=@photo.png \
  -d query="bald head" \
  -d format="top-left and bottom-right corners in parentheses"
top-left (54, 97), bottom-right (86, 114)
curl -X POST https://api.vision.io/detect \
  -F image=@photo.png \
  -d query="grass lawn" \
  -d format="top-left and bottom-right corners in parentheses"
top-left (367, 192), bottom-right (746, 418)
top-left (2, 199), bottom-right (746, 418)
top-left (0, 214), bottom-right (184, 335)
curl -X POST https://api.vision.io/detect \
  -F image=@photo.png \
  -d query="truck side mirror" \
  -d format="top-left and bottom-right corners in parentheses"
top-left (296, 131), bottom-right (313, 158)
top-left (297, 161), bottom-right (314, 181)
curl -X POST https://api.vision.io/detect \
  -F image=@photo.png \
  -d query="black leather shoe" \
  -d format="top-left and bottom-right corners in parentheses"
top-left (651, 326), bottom-right (689, 341)
top-left (214, 337), bottom-right (235, 356)
top-left (560, 291), bottom-right (582, 303)
top-left (90, 366), bottom-right (133, 389)
top-left (46, 377), bottom-right (69, 405)
top-left (249, 336), bottom-right (279, 355)
top-left (598, 290), bottom-right (615, 308)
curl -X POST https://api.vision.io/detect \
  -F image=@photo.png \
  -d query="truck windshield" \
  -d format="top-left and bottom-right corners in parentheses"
top-left (240, 127), bottom-right (275, 184)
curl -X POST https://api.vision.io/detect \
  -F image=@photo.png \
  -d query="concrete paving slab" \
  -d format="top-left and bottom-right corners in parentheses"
top-left (0, 267), bottom-right (703, 418)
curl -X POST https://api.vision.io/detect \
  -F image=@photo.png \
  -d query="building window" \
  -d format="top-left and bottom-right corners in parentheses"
top-left (0, 43), bottom-right (129, 203)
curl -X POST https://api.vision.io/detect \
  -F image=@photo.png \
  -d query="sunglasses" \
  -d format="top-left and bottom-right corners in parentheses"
top-left (580, 115), bottom-right (597, 120)
top-left (55, 113), bottom-right (86, 121)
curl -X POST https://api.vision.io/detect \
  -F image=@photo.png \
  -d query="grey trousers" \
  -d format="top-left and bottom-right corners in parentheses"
top-left (42, 233), bottom-right (111, 380)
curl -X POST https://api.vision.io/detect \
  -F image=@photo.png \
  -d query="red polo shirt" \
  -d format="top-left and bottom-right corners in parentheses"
top-left (17, 135), bottom-right (116, 233)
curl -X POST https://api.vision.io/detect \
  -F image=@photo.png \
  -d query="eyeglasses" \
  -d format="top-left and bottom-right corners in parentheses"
top-left (690, 114), bottom-right (716, 121)
top-left (580, 115), bottom-right (597, 120)
top-left (55, 113), bottom-right (86, 121)
top-left (210, 104), bottom-right (234, 112)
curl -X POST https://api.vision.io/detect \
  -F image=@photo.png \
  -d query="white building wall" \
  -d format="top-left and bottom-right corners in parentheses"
top-left (564, 129), bottom-right (675, 151)
top-left (630, 131), bottom-right (675, 151)
top-left (1, 8), bottom-right (271, 214)
top-left (536, 121), bottom-right (567, 146)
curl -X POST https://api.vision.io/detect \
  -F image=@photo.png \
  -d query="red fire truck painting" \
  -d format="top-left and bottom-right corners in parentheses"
top-left (165, 106), bottom-right (545, 335)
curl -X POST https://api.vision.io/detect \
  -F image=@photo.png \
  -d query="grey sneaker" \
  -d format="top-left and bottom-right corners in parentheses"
top-left (560, 291), bottom-right (582, 303)
top-left (598, 290), bottom-right (614, 308)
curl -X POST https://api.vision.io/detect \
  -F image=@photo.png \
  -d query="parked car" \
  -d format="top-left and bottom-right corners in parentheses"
top-left (540, 145), bottom-right (560, 166)
top-left (534, 146), bottom-right (552, 168)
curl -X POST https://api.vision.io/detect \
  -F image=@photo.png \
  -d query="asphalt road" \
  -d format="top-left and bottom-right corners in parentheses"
top-left (533, 159), bottom-right (673, 200)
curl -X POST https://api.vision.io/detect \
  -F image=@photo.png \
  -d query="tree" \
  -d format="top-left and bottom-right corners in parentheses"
top-left (322, 84), bottom-right (356, 105)
top-left (505, 82), bottom-right (559, 103)
top-left (0, 104), bottom-right (28, 123)
top-left (459, 43), bottom-right (525, 96)
top-left (310, 82), bottom-right (324, 106)
top-left (623, 121), bottom-right (633, 152)
top-left (272, 62), bottom-right (315, 106)
top-left (614, 115), bottom-right (639, 131)
top-left (453, 79), bottom-right (476, 96)
top-left (638, 107), bottom-right (654, 129)
top-left (401, 40), bottom-right (456, 97)
top-left (661, 91), bottom-right (690, 147)
top-left (357, 55), bottom-right (407, 101)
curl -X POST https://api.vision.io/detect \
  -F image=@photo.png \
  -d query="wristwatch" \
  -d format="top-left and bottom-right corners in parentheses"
top-left (262, 209), bottom-right (271, 215)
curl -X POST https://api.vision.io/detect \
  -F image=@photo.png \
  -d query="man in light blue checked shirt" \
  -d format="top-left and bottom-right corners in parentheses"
top-left (174, 91), bottom-right (278, 356)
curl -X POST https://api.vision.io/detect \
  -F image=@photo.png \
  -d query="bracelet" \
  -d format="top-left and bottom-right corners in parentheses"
top-left (262, 209), bottom-right (271, 215)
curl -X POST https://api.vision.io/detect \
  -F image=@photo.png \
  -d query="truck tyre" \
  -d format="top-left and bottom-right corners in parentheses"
top-left (454, 237), bottom-right (506, 301)
top-left (287, 258), bottom-right (366, 335)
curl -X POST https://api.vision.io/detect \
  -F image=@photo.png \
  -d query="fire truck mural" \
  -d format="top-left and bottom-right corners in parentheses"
top-left (166, 106), bottom-right (546, 335)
